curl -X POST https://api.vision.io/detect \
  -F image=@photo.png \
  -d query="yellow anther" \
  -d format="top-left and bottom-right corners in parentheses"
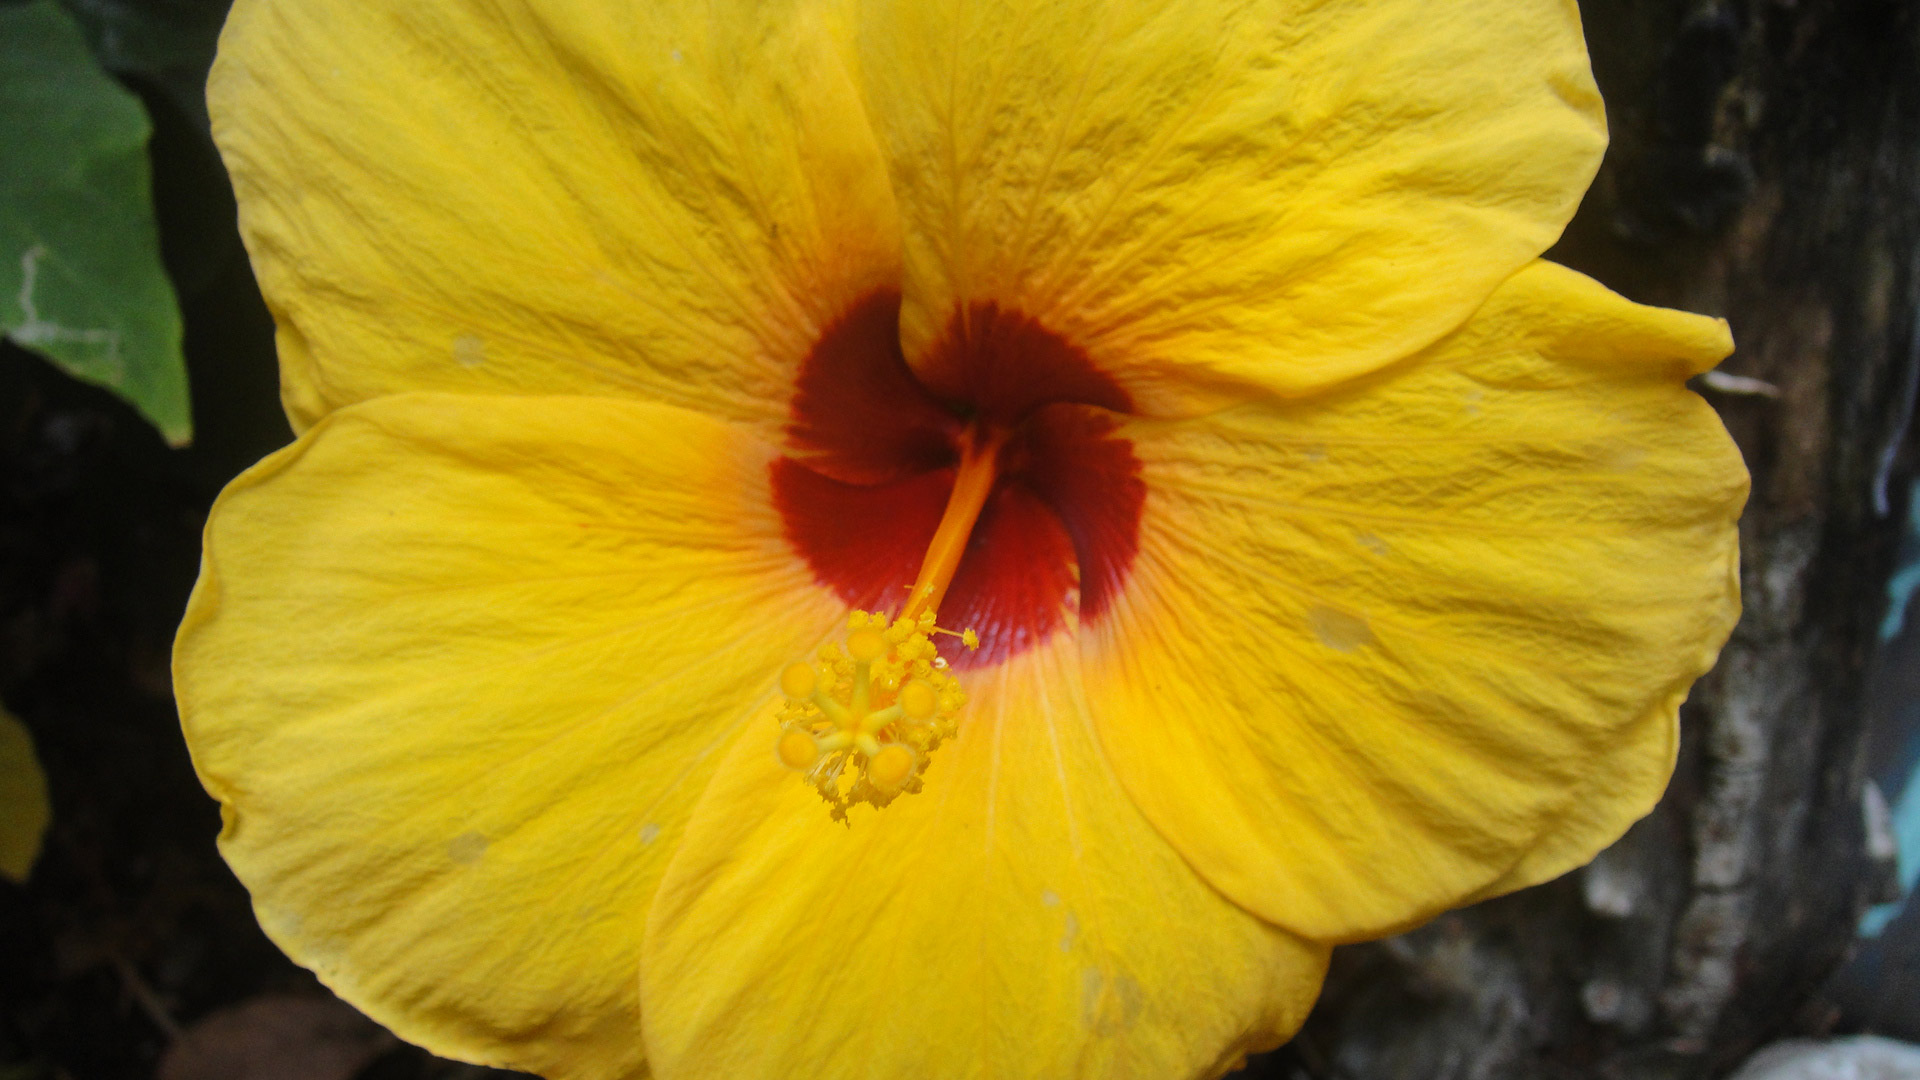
top-left (768, 428), bottom-right (1000, 819)
top-left (768, 609), bottom-right (975, 822)
top-left (777, 729), bottom-right (820, 771)
top-left (931, 624), bottom-right (981, 652)
top-left (847, 627), bottom-right (888, 663)
top-left (779, 662), bottom-right (817, 699)
top-left (867, 744), bottom-right (916, 794)
top-left (899, 680), bottom-right (938, 721)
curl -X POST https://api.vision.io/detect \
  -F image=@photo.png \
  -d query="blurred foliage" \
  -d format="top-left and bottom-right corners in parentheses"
top-left (1, 0), bottom-right (192, 445)
top-left (58, 0), bottom-right (230, 130)
top-left (0, 706), bottom-right (49, 884)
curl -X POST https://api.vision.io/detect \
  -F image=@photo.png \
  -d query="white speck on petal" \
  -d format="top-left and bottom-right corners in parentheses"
top-left (453, 333), bottom-right (485, 368)
top-left (1310, 605), bottom-right (1374, 652)
top-left (447, 831), bottom-right (488, 865)
top-left (1080, 966), bottom-right (1143, 1035)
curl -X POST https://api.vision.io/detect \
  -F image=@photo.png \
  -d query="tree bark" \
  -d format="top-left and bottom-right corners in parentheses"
top-left (1253, 1), bottom-right (1920, 1076)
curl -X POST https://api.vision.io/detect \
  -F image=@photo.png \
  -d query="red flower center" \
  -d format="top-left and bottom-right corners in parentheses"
top-left (771, 291), bottom-right (1146, 667)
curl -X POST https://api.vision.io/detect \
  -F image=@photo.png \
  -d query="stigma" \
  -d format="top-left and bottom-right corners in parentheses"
top-left (772, 424), bottom-right (1000, 818)
top-left (775, 609), bottom-right (973, 820)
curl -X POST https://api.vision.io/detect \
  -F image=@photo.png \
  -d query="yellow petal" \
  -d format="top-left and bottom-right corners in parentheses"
top-left (641, 635), bottom-right (1327, 1080)
top-left (0, 706), bottom-right (51, 883)
top-left (1087, 261), bottom-right (1747, 942)
top-left (859, 0), bottom-right (1606, 413)
top-left (175, 394), bottom-right (840, 1079)
top-left (1469, 690), bottom-right (1680, 901)
top-left (211, 0), bottom-right (898, 431)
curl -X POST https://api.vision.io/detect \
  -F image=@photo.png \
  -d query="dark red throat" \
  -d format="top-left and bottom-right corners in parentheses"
top-left (771, 291), bottom-right (1146, 668)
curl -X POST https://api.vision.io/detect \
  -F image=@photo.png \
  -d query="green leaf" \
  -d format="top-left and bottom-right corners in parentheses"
top-left (1, 0), bottom-right (192, 446)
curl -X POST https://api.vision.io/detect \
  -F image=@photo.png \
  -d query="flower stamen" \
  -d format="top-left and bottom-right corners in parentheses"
top-left (773, 425), bottom-right (997, 819)
top-left (775, 610), bottom-right (969, 821)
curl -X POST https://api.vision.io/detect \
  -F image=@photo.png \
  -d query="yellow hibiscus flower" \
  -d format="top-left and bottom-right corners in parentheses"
top-left (173, 0), bottom-right (1748, 1077)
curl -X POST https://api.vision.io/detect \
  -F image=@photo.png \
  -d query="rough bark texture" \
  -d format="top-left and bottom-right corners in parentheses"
top-left (1250, 1), bottom-right (1920, 1077)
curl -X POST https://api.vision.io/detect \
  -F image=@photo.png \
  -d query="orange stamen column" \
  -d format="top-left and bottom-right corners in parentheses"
top-left (903, 426), bottom-right (1006, 622)
top-left (771, 425), bottom-right (997, 817)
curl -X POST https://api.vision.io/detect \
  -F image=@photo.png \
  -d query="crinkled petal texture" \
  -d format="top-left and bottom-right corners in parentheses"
top-left (641, 634), bottom-right (1329, 1080)
top-left (176, 394), bottom-right (839, 1080)
top-left (210, 0), bottom-right (898, 431)
top-left (858, 0), bottom-right (1606, 413)
top-left (1087, 261), bottom-right (1748, 942)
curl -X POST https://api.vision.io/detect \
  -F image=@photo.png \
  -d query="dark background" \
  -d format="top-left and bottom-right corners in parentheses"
top-left (3, 0), bottom-right (1917, 1077)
